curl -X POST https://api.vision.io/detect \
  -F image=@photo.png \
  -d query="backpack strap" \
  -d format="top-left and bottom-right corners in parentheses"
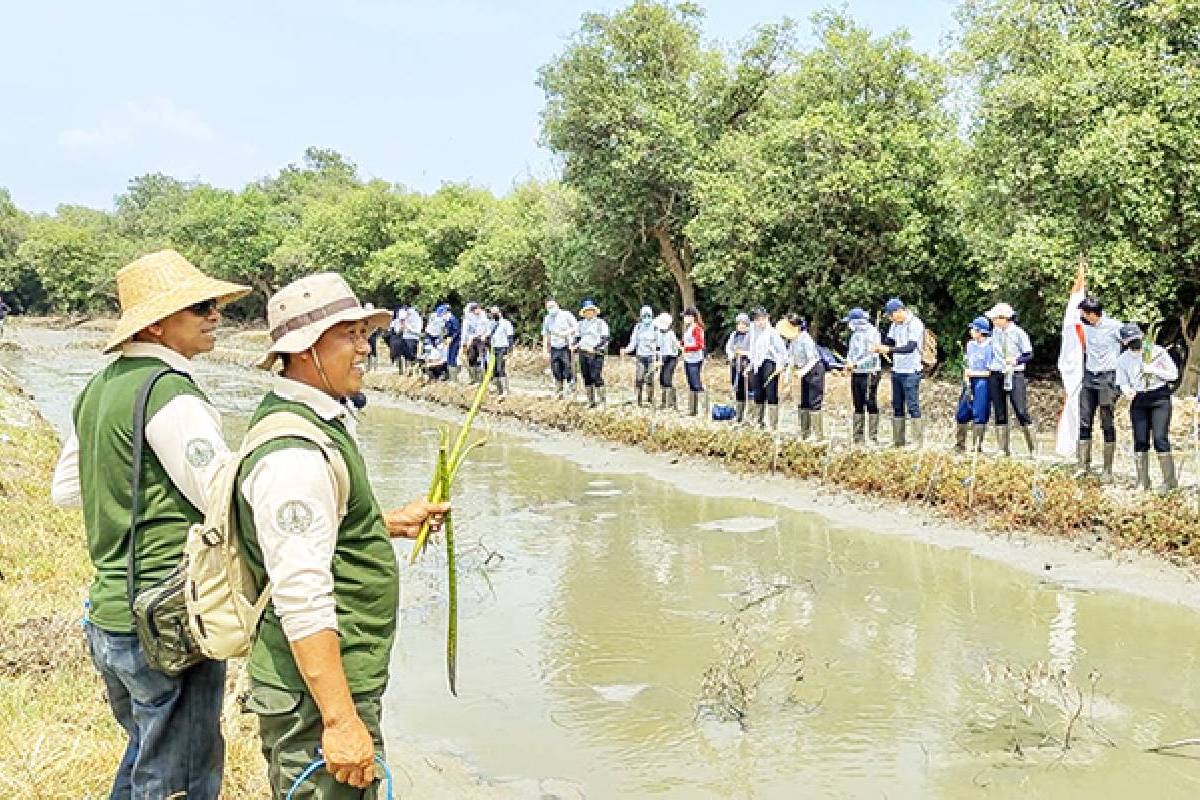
top-left (231, 411), bottom-right (352, 621)
top-left (238, 411), bottom-right (351, 518)
top-left (127, 367), bottom-right (191, 614)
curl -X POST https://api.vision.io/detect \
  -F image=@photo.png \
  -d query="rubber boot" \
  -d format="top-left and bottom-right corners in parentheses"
top-left (1100, 442), bottom-right (1116, 484)
top-left (955, 423), bottom-right (969, 453)
top-left (1020, 424), bottom-right (1037, 458)
top-left (449, 365), bottom-right (460, 383)
top-left (1134, 452), bottom-right (1151, 491)
top-left (735, 401), bottom-right (746, 424)
top-left (996, 424), bottom-right (1011, 457)
top-left (1159, 453), bottom-right (1179, 492)
top-left (852, 414), bottom-right (866, 445)
top-left (586, 386), bottom-right (596, 409)
top-left (1074, 440), bottom-right (1092, 478)
top-left (555, 380), bottom-right (565, 400)
top-left (753, 403), bottom-right (766, 428)
top-left (636, 384), bottom-right (645, 407)
top-left (499, 377), bottom-right (509, 398)
top-left (812, 411), bottom-right (825, 441)
top-left (971, 423), bottom-right (987, 453)
top-left (798, 409), bottom-right (811, 440)
top-left (910, 418), bottom-right (924, 448)
top-left (647, 384), bottom-right (655, 408)
top-left (667, 387), bottom-right (678, 411)
top-left (767, 405), bottom-right (780, 432)
top-left (868, 413), bottom-right (880, 444)
top-left (892, 417), bottom-right (906, 448)
top-left (597, 387), bottom-right (607, 408)
top-left (688, 391), bottom-right (700, 417)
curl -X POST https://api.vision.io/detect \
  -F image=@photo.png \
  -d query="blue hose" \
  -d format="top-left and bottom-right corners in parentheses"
top-left (285, 753), bottom-right (393, 800)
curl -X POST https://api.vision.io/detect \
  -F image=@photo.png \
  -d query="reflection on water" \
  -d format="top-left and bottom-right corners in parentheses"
top-left (7, 334), bottom-right (1200, 799)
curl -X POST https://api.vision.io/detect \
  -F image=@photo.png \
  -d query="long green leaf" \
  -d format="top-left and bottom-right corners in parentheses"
top-left (408, 349), bottom-right (498, 697)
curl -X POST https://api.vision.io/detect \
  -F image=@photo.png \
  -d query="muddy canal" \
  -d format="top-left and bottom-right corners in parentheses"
top-left (5, 330), bottom-right (1200, 799)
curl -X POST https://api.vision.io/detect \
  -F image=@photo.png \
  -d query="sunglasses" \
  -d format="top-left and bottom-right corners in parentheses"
top-left (187, 298), bottom-right (219, 317)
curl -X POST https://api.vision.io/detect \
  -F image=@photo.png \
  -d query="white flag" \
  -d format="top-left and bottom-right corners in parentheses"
top-left (1055, 287), bottom-right (1087, 457)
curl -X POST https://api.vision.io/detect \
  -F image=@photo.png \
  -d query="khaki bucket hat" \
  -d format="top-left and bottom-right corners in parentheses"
top-left (259, 272), bottom-right (390, 370)
top-left (104, 250), bottom-right (250, 354)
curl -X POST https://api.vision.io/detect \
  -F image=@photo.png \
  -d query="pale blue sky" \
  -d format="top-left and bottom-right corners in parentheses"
top-left (2, 0), bottom-right (957, 213)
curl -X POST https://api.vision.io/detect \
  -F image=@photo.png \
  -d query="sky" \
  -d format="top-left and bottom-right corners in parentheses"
top-left (2, 0), bottom-right (958, 214)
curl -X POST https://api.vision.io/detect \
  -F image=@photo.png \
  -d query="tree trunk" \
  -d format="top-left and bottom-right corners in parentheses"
top-left (648, 225), bottom-right (696, 310)
top-left (1179, 308), bottom-right (1199, 398)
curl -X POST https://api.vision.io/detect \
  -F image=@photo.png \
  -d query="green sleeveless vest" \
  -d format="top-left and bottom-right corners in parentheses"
top-left (73, 356), bottom-right (207, 633)
top-left (234, 392), bottom-right (399, 695)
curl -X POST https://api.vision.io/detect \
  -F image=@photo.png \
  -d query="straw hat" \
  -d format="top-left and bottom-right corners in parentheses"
top-left (103, 250), bottom-right (250, 354)
top-left (776, 317), bottom-right (801, 342)
top-left (259, 272), bottom-right (390, 370)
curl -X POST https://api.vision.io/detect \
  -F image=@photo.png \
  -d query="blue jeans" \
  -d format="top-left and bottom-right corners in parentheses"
top-left (85, 623), bottom-right (226, 800)
top-left (891, 372), bottom-right (922, 419)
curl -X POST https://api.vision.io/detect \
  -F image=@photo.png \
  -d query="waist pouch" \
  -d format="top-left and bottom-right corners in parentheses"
top-left (133, 562), bottom-right (203, 677)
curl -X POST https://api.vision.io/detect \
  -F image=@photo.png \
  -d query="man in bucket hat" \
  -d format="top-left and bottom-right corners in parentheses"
top-left (50, 249), bottom-right (249, 800)
top-left (237, 272), bottom-right (449, 798)
top-left (575, 299), bottom-right (610, 408)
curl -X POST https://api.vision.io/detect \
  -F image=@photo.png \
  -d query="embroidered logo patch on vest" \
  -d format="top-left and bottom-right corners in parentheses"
top-left (185, 438), bottom-right (216, 468)
top-left (276, 500), bottom-right (315, 534)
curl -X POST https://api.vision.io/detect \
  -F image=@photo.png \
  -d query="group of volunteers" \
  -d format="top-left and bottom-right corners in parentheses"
top-left (391, 292), bottom-right (1183, 493)
top-left (377, 300), bottom-right (515, 395)
top-left (540, 298), bottom-right (708, 413)
top-left (51, 250), bottom-right (448, 799)
top-left (949, 295), bottom-right (1178, 491)
top-left (521, 294), bottom-right (1183, 493)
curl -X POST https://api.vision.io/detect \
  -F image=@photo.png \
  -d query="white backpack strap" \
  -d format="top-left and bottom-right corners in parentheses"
top-left (240, 412), bottom-right (351, 518)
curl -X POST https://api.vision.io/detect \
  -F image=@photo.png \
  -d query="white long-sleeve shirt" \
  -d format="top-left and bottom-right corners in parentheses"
top-left (239, 376), bottom-right (357, 642)
top-left (1116, 345), bottom-right (1178, 395)
top-left (747, 325), bottom-right (789, 371)
top-left (51, 342), bottom-right (231, 512)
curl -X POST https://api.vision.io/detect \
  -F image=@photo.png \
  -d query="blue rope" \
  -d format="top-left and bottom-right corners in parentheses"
top-left (285, 753), bottom-right (393, 800)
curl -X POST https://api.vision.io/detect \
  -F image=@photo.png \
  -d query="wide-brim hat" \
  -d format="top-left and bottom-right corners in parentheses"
top-left (653, 312), bottom-right (673, 331)
top-left (258, 272), bottom-right (390, 370)
top-left (776, 318), bottom-right (801, 341)
top-left (103, 250), bottom-right (250, 354)
top-left (985, 302), bottom-right (1014, 319)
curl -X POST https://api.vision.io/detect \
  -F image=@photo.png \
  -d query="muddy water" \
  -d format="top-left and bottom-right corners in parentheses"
top-left (6, 330), bottom-right (1200, 799)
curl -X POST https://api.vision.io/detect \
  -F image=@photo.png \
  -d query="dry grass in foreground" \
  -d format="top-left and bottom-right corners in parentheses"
top-left (0, 370), bottom-right (268, 799)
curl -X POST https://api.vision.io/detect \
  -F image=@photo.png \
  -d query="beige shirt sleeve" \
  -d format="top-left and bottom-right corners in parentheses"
top-left (240, 446), bottom-right (341, 642)
top-left (144, 394), bottom-right (231, 513)
top-left (50, 427), bottom-right (82, 507)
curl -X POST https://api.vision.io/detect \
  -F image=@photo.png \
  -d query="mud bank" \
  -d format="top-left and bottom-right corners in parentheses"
top-left (380, 388), bottom-right (1200, 615)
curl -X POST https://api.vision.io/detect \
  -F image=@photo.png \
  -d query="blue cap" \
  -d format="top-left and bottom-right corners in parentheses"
top-left (580, 299), bottom-right (600, 313)
top-left (842, 307), bottom-right (867, 323)
top-left (435, 303), bottom-right (450, 315)
top-left (970, 316), bottom-right (991, 333)
top-left (884, 298), bottom-right (905, 314)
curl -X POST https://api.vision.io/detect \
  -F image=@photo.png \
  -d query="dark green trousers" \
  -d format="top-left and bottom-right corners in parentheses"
top-left (245, 680), bottom-right (386, 800)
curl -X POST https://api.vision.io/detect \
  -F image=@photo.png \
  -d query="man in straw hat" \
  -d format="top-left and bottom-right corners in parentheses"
top-left (575, 299), bottom-right (610, 408)
top-left (49, 249), bottom-right (249, 800)
top-left (237, 272), bottom-right (449, 797)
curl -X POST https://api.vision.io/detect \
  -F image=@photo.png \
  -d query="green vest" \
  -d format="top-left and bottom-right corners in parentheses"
top-left (235, 392), bottom-right (399, 695)
top-left (73, 356), bottom-right (206, 633)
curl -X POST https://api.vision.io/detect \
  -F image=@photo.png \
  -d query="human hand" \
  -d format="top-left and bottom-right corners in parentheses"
top-left (321, 715), bottom-right (376, 789)
top-left (385, 500), bottom-right (451, 539)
